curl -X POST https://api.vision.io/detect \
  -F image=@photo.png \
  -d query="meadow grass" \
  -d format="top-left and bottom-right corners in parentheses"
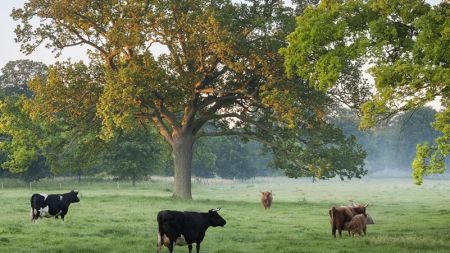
top-left (0, 177), bottom-right (449, 253)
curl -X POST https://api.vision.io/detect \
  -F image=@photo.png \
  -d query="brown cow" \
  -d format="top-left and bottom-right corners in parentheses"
top-left (344, 214), bottom-right (367, 236)
top-left (329, 204), bottom-right (366, 238)
top-left (260, 191), bottom-right (272, 209)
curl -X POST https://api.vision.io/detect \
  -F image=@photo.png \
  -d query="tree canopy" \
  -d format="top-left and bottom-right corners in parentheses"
top-left (282, 0), bottom-right (449, 185)
top-left (11, 0), bottom-right (367, 198)
top-left (0, 60), bottom-right (47, 97)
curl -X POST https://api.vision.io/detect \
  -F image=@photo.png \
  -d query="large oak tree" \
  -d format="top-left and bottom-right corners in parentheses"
top-left (13, 0), bottom-right (366, 198)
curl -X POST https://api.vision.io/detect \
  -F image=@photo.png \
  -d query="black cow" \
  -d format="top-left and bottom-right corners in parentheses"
top-left (30, 190), bottom-right (80, 223)
top-left (157, 208), bottom-right (226, 253)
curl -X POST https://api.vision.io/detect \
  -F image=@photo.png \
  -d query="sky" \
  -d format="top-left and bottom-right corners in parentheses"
top-left (0, 0), bottom-right (89, 67)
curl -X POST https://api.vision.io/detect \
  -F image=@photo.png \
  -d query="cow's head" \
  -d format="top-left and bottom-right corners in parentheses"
top-left (261, 191), bottom-right (272, 199)
top-left (351, 204), bottom-right (366, 216)
top-left (208, 208), bottom-right (226, 227)
top-left (68, 190), bottom-right (80, 203)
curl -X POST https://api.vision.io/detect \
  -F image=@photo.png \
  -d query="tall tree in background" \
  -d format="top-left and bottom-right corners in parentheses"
top-left (101, 127), bottom-right (169, 186)
top-left (0, 60), bottom-right (50, 179)
top-left (282, 0), bottom-right (449, 185)
top-left (13, 0), bottom-right (366, 198)
top-left (0, 60), bottom-right (48, 97)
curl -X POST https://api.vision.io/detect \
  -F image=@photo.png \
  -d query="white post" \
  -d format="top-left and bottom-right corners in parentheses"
top-left (29, 182), bottom-right (32, 190)
top-left (59, 183), bottom-right (62, 189)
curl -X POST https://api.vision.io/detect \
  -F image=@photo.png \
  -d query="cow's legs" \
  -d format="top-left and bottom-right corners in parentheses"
top-left (332, 225), bottom-right (337, 238)
top-left (196, 242), bottom-right (201, 253)
top-left (188, 244), bottom-right (193, 253)
top-left (156, 233), bottom-right (162, 253)
top-left (167, 241), bottom-right (174, 253)
top-left (60, 208), bottom-right (68, 223)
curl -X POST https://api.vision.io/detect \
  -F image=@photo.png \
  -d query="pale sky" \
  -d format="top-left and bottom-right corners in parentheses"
top-left (0, 0), bottom-right (444, 70)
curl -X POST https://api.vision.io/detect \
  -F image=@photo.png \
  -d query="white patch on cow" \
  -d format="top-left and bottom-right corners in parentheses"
top-left (39, 206), bottom-right (51, 217)
top-left (39, 194), bottom-right (48, 200)
top-left (30, 208), bottom-right (33, 220)
top-left (162, 234), bottom-right (187, 247)
top-left (59, 195), bottom-right (63, 201)
top-left (38, 205), bottom-right (62, 218)
top-left (176, 234), bottom-right (187, 246)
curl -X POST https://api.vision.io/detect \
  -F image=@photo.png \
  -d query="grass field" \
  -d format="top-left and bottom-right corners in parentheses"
top-left (0, 177), bottom-right (449, 253)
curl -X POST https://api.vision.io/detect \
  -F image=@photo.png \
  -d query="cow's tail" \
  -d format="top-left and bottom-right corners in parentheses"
top-left (329, 207), bottom-right (336, 225)
top-left (30, 194), bottom-right (37, 222)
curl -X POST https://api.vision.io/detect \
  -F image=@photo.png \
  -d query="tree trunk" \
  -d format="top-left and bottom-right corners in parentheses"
top-left (171, 133), bottom-right (194, 199)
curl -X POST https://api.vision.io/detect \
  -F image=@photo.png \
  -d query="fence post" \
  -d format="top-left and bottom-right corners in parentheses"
top-left (1, 183), bottom-right (3, 189)
top-left (29, 182), bottom-right (32, 190)
top-left (59, 183), bottom-right (62, 189)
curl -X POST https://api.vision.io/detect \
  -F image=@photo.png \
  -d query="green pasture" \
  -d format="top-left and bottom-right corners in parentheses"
top-left (0, 177), bottom-right (449, 253)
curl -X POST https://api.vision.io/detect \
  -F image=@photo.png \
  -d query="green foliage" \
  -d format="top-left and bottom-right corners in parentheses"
top-left (0, 97), bottom-right (41, 173)
top-left (412, 107), bottom-right (449, 184)
top-left (192, 136), bottom-right (273, 179)
top-left (0, 60), bottom-right (51, 180)
top-left (101, 126), bottom-right (170, 185)
top-left (283, 0), bottom-right (450, 184)
top-left (0, 59), bottom-right (47, 97)
top-left (272, 124), bottom-right (367, 180)
top-left (23, 61), bottom-right (105, 176)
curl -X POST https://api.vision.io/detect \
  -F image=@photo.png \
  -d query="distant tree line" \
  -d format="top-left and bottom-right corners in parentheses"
top-left (333, 107), bottom-right (444, 172)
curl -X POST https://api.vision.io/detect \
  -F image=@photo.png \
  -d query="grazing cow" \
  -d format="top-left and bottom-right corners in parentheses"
top-left (30, 190), bottom-right (80, 223)
top-left (260, 191), bottom-right (273, 209)
top-left (344, 214), bottom-right (367, 236)
top-left (156, 208), bottom-right (226, 253)
top-left (329, 204), bottom-right (366, 238)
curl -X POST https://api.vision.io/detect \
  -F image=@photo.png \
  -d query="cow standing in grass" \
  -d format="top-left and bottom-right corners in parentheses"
top-left (329, 204), bottom-right (367, 238)
top-left (156, 208), bottom-right (226, 253)
top-left (30, 190), bottom-right (80, 223)
top-left (260, 191), bottom-right (273, 209)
